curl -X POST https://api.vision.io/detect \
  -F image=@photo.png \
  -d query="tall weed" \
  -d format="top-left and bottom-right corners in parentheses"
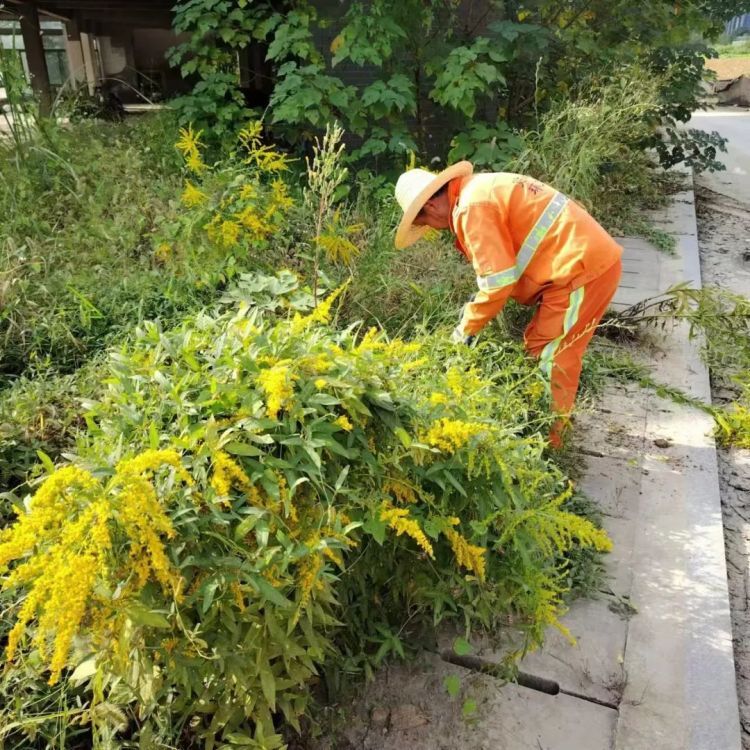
top-left (0, 114), bottom-right (183, 379)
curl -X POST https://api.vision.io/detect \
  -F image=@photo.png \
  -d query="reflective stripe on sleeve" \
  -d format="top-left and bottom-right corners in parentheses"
top-left (539, 286), bottom-right (585, 379)
top-left (516, 191), bottom-right (568, 276)
top-left (476, 267), bottom-right (517, 291)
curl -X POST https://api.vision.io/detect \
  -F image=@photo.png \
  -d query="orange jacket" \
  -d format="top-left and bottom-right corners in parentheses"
top-left (449, 173), bottom-right (623, 337)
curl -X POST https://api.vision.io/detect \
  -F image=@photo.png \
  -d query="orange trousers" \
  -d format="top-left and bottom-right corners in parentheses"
top-left (524, 259), bottom-right (622, 443)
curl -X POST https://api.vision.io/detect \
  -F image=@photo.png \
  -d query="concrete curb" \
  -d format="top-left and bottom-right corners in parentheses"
top-left (612, 172), bottom-right (742, 749)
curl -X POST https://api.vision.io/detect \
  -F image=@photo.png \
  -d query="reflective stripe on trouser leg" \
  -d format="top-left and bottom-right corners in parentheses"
top-left (539, 287), bottom-right (585, 380)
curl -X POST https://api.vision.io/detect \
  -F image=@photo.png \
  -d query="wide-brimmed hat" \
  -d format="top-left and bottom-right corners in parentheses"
top-left (394, 161), bottom-right (473, 249)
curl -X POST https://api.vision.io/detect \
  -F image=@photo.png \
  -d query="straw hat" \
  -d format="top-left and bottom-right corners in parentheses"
top-left (394, 161), bottom-right (473, 249)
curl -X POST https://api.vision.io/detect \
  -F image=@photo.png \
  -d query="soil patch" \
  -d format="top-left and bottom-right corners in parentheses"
top-left (706, 57), bottom-right (750, 80)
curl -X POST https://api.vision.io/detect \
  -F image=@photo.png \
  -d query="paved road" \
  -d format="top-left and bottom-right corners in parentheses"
top-left (689, 109), bottom-right (750, 204)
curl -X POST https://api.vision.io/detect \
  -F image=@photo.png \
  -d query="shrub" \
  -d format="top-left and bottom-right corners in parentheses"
top-left (0, 275), bottom-right (610, 748)
top-left (508, 70), bottom-right (681, 244)
top-left (509, 71), bottom-right (659, 213)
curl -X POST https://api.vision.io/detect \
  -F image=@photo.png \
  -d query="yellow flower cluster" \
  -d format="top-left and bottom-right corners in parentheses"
top-left (115, 451), bottom-right (190, 591)
top-left (380, 504), bottom-right (434, 558)
top-left (175, 125), bottom-right (206, 174)
top-left (3, 482), bottom-right (110, 683)
top-left (316, 233), bottom-right (359, 265)
top-left (210, 451), bottom-right (262, 506)
top-left (354, 328), bottom-right (422, 359)
top-left (445, 366), bottom-right (483, 398)
top-left (383, 479), bottom-right (417, 504)
top-left (429, 392), bottom-right (449, 406)
top-left (258, 363), bottom-right (297, 419)
top-left (532, 572), bottom-right (575, 645)
top-left (179, 122), bottom-right (295, 250)
top-left (239, 182), bottom-right (257, 201)
top-left (181, 180), bottom-right (207, 208)
top-left (154, 242), bottom-right (172, 264)
top-left (238, 121), bottom-right (291, 173)
top-left (230, 581), bottom-right (246, 612)
top-left (294, 549), bottom-right (323, 625)
top-left (524, 380), bottom-right (546, 400)
top-left (116, 449), bottom-right (193, 485)
top-left (237, 204), bottom-right (273, 240)
top-left (423, 418), bottom-right (485, 454)
top-left (290, 283), bottom-right (349, 335)
top-left (274, 471), bottom-right (297, 522)
top-left (219, 219), bottom-right (241, 248)
top-left (444, 518), bottom-right (487, 581)
top-left (334, 414), bottom-right (353, 432)
top-left (270, 178), bottom-right (294, 212)
top-left (2, 450), bottom-right (191, 684)
top-left (0, 466), bottom-right (98, 568)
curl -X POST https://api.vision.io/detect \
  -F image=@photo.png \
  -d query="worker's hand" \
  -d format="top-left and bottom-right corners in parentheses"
top-left (451, 327), bottom-right (474, 346)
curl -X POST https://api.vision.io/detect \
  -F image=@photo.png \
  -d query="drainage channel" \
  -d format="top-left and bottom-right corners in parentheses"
top-left (440, 650), bottom-right (620, 711)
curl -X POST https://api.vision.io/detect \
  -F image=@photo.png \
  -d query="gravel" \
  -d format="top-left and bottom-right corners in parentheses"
top-left (696, 180), bottom-right (750, 747)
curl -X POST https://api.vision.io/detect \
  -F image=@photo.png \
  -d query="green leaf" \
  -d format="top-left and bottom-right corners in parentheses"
top-left (260, 667), bottom-right (277, 710)
top-left (394, 427), bottom-right (412, 447)
top-left (234, 510), bottom-right (265, 540)
top-left (148, 421), bottom-right (160, 450)
top-left (453, 637), bottom-right (473, 656)
top-left (249, 573), bottom-right (293, 608)
top-left (127, 605), bottom-right (171, 630)
top-left (462, 699), bottom-right (477, 717)
top-left (36, 450), bottom-right (55, 474)
top-left (202, 578), bottom-right (220, 614)
top-left (444, 674), bottom-right (461, 697)
top-left (363, 515), bottom-right (387, 545)
top-left (303, 444), bottom-right (321, 469)
top-left (224, 733), bottom-right (254, 745)
top-left (334, 465), bottom-right (350, 492)
top-left (70, 656), bottom-right (98, 683)
top-left (225, 441), bottom-right (263, 457)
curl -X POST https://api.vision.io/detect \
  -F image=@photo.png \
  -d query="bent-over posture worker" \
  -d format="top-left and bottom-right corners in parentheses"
top-left (394, 161), bottom-right (622, 447)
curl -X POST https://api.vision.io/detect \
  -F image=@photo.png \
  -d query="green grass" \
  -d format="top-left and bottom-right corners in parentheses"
top-left (712, 39), bottom-right (750, 58)
top-left (0, 113), bottom-right (186, 379)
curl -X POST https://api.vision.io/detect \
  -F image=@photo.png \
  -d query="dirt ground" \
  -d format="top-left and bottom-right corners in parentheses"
top-left (695, 183), bottom-right (750, 746)
top-left (705, 57), bottom-right (750, 80)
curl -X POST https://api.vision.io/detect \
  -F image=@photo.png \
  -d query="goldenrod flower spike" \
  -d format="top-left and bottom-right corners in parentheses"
top-left (380, 504), bottom-right (434, 558)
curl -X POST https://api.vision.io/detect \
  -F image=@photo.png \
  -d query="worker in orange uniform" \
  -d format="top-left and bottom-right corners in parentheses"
top-left (394, 161), bottom-right (623, 448)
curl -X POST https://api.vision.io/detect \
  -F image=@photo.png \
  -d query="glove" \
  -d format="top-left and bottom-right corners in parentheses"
top-left (451, 327), bottom-right (474, 346)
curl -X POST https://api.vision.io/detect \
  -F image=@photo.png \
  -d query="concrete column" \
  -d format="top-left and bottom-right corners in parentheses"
top-left (64, 18), bottom-right (86, 87)
top-left (79, 32), bottom-right (98, 94)
top-left (17, 2), bottom-right (52, 116)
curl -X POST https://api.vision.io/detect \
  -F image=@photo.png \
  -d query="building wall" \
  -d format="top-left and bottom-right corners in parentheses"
top-left (0, 19), bottom-right (70, 88)
top-left (132, 28), bottom-right (192, 98)
top-left (726, 14), bottom-right (750, 37)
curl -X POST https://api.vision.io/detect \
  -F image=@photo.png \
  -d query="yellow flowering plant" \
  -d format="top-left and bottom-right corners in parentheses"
top-left (0, 272), bottom-right (610, 748)
top-left (154, 121), bottom-right (295, 267)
